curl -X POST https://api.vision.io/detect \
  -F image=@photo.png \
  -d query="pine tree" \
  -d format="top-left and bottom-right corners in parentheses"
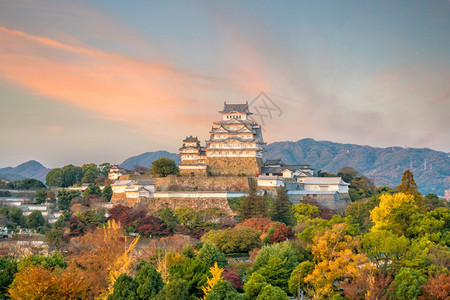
top-left (240, 178), bottom-right (267, 220)
top-left (270, 186), bottom-right (295, 226)
top-left (396, 170), bottom-right (424, 210)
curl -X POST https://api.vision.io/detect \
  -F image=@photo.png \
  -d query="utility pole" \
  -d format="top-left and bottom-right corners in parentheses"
top-left (298, 270), bottom-right (303, 300)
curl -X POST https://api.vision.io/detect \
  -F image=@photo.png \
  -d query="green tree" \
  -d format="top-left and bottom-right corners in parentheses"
top-left (57, 189), bottom-right (81, 210)
top-left (291, 203), bottom-right (321, 223)
top-left (135, 262), bottom-right (164, 299)
top-left (102, 185), bottom-right (113, 201)
top-left (270, 186), bottom-right (295, 226)
top-left (108, 274), bottom-right (138, 300)
top-left (5, 207), bottom-right (26, 228)
top-left (202, 226), bottom-right (261, 254)
top-left (34, 189), bottom-right (47, 204)
top-left (155, 278), bottom-right (190, 300)
top-left (0, 258), bottom-right (17, 299)
top-left (83, 183), bottom-right (102, 197)
top-left (392, 267), bottom-right (426, 300)
top-left (362, 230), bottom-right (409, 273)
top-left (197, 242), bottom-right (228, 268)
top-left (288, 261), bottom-right (314, 296)
top-left (61, 164), bottom-right (84, 187)
top-left (206, 280), bottom-right (244, 300)
top-left (244, 273), bottom-right (268, 300)
top-left (240, 178), bottom-right (267, 220)
top-left (256, 284), bottom-right (289, 300)
top-left (26, 211), bottom-right (45, 229)
top-left (151, 157), bottom-right (179, 177)
top-left (99, 163), bottom-right (112, 177)
top-left (257, 255), bottom-right (293, 293)
top-left (158, 207), bottom-right (179, 230)
top-left (423, 193), bottom-right (446, 211)
top-left (174, 207), bottom-right (203, 230)
top-left (46, 168), bottom-right (63, 187)
top-left (168, 258), bottom-right (208, 298)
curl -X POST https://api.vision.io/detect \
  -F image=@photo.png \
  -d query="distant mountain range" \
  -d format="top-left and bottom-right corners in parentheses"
top-left (0, 160), bottom-right (50, 183)
top-left (1, 139), bottom-right (448, 195)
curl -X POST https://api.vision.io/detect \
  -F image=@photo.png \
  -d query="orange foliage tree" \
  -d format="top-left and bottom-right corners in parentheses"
top-left (66, 219), bottom-right (139, 299)
top-left (305, 223), bottom-right (373, 298)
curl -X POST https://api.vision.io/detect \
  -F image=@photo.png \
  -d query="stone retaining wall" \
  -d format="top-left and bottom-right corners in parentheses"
top-left (154, 175), bottom-right (249, 192)
top-left (206, 157), bottom-right (262, 176)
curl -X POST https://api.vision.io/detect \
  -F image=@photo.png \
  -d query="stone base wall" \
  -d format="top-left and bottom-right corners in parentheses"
top-left (154, 175), bottom-right (249, 192)
top-left (147, 197), bottom-right (233, 214)
top-left (111, 193), bottom-right (152, 207)
top-left (179, 168), bottom-right (207, 176)
top-left (206, 157), bottom-right (262, 176)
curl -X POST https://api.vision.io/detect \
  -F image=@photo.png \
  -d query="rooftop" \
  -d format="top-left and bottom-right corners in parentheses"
top-left (219, 102), bottom-right (251, 114)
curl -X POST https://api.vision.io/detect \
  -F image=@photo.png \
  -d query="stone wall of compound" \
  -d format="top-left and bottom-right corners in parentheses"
top-left (153, 175), bottom-right (249, 192)
top-left (206, 157), bottom-right (263, 176)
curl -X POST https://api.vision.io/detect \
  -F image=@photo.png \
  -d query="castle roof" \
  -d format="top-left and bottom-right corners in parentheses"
top-left (219, 102), bottom-right (251, 114)
top-left (183, 136), bottom-right (199, 142)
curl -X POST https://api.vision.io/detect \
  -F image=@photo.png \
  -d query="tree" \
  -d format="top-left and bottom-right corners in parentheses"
top-left (46, 168), bottom-right (63, 187)
top-left (81, 163), bottom-right (99, 184)
top-left (34, 189), bottom-right (47, 204)
top-left (370, 193), bottom-right (416, 231)
top-left (155, 278), bottom-right (190, 300)
top-left (26, 211), bottom-right (45, 229)
top-left (420, 273), bottom-right (450, 300)
top-left (263, 223), bottom-right (295, 244)
top-left (270, 186), bottom-right (295, 226)
top-left (423, 193), bottom-right (446, 211)
top-left (135, 262), bottom-right (164, 299)
top-left (397, 170), bottom-right (423, 209)
top-left (158, 207), bottom-right (179, 230)
top-left (201, 262), bottom-right (224, 298)
top-left (256, 284), bottom-right (289, 300)
top-left (107, 274), bottom-right (138, 300)
top-left (244, 273), bottom-right (268, 300)
top-left (168, 258), bottom-right (209, 298)
top-left (99, 163), bottom-right (112, 177)
top-left (397, 170), bottom-right (420, 196)
top-left (305, 223), bottom-right (372, 298)
top-left (136, 215), bottom-right (170, 237)
top-left (0, 258), bottom-right (17, 298)
top-left (102, 185), bottom-right (113, 201)
top-left (66, 220), bottom-right (139, 299)
top-left (83, 183), bottom-right (102, 197)
top-left (288, 261), bottom-right (314, 297)
top-left (206, 280), bottom-right (243, 300)
top-left (362, 230), bottom-right (409, 273)
top-left (61, 164), bottom-right (84, 187)
top-left (202, 226), bottom-right (261, 254)
top-left (151, 157), bottom-right (179, 177)
top-left (392, 267), bottom-right (426, 300)
top-left (291, 203), bottom-right (321, 223)
top-left (197, 242), bottom-right (228, 268)
top-left (240, 218), bottom-right (275, 235)
top-left (174, 207), bottom-right (204, 231)
top-left (240, 179), bottom-right (267, 220)
top-left (57, 189), bottom-right (81, 211)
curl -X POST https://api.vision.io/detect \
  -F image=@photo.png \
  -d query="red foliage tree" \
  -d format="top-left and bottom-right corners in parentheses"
top-left (265, 223), bottom-right (295, 244)
top-left (341, 271), bottom-right (392, 300)
top-left (240, 217), bottom-right (275, 235)
top-left (419, 273), bottom-right (450, 300)
top-left (137, 215), bottom-right (170, 237)
top-left (223, 268), bottom-right (243, 290)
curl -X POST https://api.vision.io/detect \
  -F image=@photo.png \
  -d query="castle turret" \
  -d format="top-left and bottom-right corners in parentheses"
top-left (179, 136), bottom-right (207, 175)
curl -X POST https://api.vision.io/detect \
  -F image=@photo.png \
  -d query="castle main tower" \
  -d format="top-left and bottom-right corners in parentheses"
top-left (205, 102), bottom-right (265, 175)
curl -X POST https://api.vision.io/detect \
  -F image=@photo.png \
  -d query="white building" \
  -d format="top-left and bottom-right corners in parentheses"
top-left (108, 166), bottom-right (127, 181)
top-left (297, 177), bottom-right (350, 194)
top-left (111, 179), bottom-right (155, 199)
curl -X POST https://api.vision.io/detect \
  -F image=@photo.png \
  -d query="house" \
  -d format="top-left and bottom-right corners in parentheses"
top-left (297, 177), bottom-right (350, 194)
top-left (260, 159), bottom-right (314, 179)
top-left (111, 179), bottom-right (156, 204)
top-left (256, 176), bottom-right (285, 188)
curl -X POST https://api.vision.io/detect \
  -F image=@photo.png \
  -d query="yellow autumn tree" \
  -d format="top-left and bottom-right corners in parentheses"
top-left (201, 262), bottom-right (224, 299)
top-left (370, 192), bottom-right (416, 231)
top-left (8, 265), bottom-right (88, 300)
top-left (67, 219), bottom-right (139, 299)
top-left (305, 223), bottom-right (373, 298)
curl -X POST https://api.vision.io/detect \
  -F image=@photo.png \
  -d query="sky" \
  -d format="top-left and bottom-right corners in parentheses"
top-left (0, 0), bottom-right (449, 168)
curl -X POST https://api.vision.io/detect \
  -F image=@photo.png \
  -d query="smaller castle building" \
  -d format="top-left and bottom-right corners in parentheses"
top-left (179, 136), bottom-right (207, 175)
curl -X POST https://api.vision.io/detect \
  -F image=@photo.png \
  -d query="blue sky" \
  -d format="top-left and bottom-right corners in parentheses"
top-left (0, 0), bottom-right (449, 168)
